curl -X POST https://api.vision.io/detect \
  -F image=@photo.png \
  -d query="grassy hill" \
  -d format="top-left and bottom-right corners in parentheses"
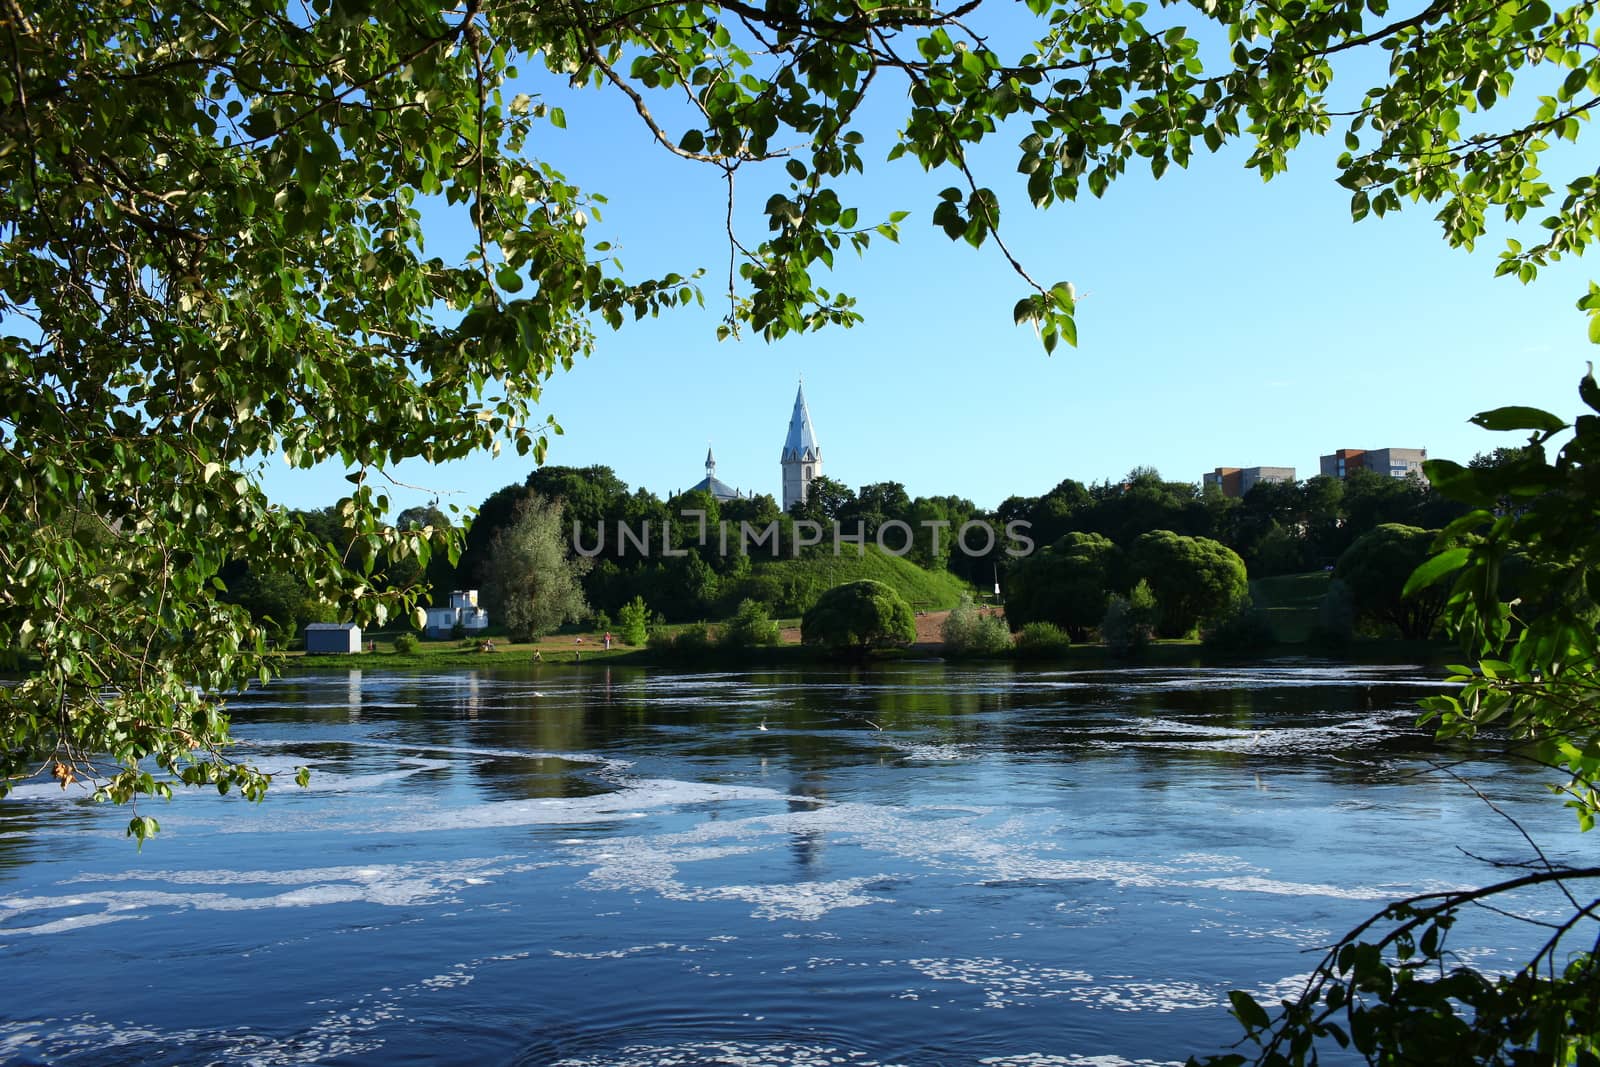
top-left (727, 545), bottom-right (973, 616)
top-left (1250, 570), bottom-right (1332, 643)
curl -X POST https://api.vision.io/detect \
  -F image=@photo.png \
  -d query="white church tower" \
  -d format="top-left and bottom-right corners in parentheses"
top-left (781, 380), bottom-right (821, 512)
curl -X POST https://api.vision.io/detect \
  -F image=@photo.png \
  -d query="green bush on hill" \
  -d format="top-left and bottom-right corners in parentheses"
top-left (802, 580), bottom-right (917, 654)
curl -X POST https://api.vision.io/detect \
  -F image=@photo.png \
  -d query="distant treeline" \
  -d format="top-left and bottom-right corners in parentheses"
top-left (225, 455), bottom-right (1493, 642)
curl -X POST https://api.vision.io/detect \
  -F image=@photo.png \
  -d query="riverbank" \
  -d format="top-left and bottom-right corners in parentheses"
top-left (277, 626), bottom-right (1456, 673)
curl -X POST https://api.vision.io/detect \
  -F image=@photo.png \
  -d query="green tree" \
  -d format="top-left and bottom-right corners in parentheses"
top-left (1004, 532), bottom-right (1120, 642)
top-left (801, 580), bottom-right (916, 654)
top-left (481, 494), bottom-right (591, 641)
top-left (837, 480), bottom-right (912, 543)
top-left (1128, 531), bottom-right (1249, 638)
top-left (8, 0), bottom-right (1600, 838)
top-left (1334, 523), bottom-right (1447, 640)
top-left (616, 596), bottom-right (651, 647)
top-left (790, 475), bottom-right (856, 524)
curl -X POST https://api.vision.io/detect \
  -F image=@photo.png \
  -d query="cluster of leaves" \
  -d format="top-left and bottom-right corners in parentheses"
top-left (1198, 869), bottom-right (1600, 1067)
top-left (1410, 372), bottom-right (1600, 829)
top-left (1193, 373), bottom-right (1600, 1065)
top-left (0, 0), bottom-right (698, 836)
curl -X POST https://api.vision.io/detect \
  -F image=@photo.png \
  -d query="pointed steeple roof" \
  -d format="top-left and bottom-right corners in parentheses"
top-left (689, 441), bottom-right (742, 501)
top-left (782, 381), bottom-right (820, 463)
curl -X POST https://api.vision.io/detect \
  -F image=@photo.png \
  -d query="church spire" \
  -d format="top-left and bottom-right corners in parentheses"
top-left (706, 444), bottom-right (716, 476)
top-left (780, 378), bottom-right (822, 512)
top-left (782, 381), bottom-right (820, 464)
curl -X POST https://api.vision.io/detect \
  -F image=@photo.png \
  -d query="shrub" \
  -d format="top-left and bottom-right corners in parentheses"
top-left (672, 624), bottom-right (712, 657)
top-left (720, 599), bottom-right (781, 649)
top-left (645, 625), bottom-right (713, 659)
top-left (1014, 622), bottom-right (1071, 660)
top-left (617, 595), bottom-right (650, 646)
top-left (392, 633), bottom-right (420, 655)
top-left (1102, 579), bottom-right (1158, 656)
top-left (941, 596), bottom-right (1012, 657)
top-left (801, 580), bottom-right (916, 654)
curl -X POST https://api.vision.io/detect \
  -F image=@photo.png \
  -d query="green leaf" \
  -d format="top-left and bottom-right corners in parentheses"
top-left (496, 265), bottom-right (524, 293)
top-left (1403, 547), bottom-right (1470, 596)
top-left (1469, 405), bottom-right (1567, 433)
top-left (1579, 366), bottom-right (1600, 412)
top-left (1228, 990), bottom-right (1271, 1032)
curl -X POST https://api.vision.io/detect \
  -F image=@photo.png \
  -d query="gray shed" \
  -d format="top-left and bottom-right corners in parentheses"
top-left (305, 622), bottom-right (362, 654)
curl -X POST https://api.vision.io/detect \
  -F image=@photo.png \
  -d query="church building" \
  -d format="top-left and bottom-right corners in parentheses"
top-left (781, 381), bottom-right (822, 512)
top-left (687, 446), bottom-right (745, 502)
top-left (679, 381), bottom-right (822, 511)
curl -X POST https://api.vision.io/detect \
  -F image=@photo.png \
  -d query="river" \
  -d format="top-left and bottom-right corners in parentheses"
top-left (1, 662), bottom-right (1592, 1065)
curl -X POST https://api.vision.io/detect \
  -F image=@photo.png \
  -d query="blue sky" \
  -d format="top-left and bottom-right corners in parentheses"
top-left (258, 37), bottom-right (1598, 517)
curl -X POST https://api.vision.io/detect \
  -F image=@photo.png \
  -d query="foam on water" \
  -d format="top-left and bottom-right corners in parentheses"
top-left (550, 1041), bottom-right (905, 1066)
top-left (0, 856), bottom-right (547, 936)
top-left (906, 957), bottom-right (1095, 1008)
top-left (2, 664), bottom-right (1567, 1065)
top-left (978, 1057), bottom-right (1183, 1067)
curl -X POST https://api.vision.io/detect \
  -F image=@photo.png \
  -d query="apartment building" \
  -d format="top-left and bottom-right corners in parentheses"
top-left (1202, 466), bottom-right (1297, 498)
top-left (1318, 448), bottom-right (1427, 480)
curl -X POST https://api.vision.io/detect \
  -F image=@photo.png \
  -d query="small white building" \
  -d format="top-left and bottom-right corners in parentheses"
top-left (424, 590), bottom-right (490, 639)
top-left (305, 622), bottom-right (362, 654)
